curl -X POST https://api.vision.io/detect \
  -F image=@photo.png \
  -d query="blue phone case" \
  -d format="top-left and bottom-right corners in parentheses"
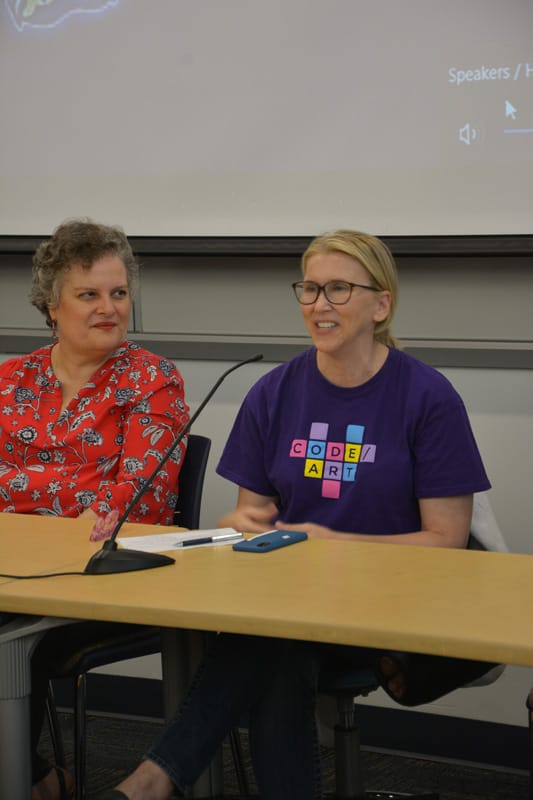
top-left (232, 529), bottom-right (308, 553)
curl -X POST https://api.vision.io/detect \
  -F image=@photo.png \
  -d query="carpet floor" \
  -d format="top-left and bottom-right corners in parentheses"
top-left (39, 712), bottom-right (530, 799)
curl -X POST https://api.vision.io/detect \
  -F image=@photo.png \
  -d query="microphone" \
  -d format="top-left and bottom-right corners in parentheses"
top-left (84, 353), bottom-right (264, 575)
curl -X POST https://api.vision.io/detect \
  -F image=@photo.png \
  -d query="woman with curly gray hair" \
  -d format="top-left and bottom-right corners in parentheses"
top-left (0, 218), bottom-right (189, 800)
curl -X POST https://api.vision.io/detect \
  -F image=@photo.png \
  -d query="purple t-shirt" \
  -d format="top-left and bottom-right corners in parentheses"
top-left (217, 347), bottom-right (490, 536)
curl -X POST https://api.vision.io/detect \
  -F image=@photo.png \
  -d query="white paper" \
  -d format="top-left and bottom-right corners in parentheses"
top-left (117, 528), bottom-right (242, 553)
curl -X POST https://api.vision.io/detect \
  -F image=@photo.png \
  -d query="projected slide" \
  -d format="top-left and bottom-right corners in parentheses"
top-left (1, 0), bottom-right (531, 236)
top-left (4, 1), bottom-right (119, 31)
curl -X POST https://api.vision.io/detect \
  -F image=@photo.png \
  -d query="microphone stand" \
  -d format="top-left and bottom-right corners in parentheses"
top-left (84, 354), bottom-right (263, 575)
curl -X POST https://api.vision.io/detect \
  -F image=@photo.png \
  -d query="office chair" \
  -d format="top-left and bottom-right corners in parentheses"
top-left (321, 495), bottom-right (508, 800)
top-left (226, 639), bottom-right (503, 800)
top-left (231, 493), bottom-right (507, 800)
top-left (314, 659), bottom-right (504, 800)
top-left (45, 434), bottom-right (211, 800)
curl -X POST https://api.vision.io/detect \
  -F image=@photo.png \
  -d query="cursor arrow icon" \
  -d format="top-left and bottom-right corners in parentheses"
top-left (505, 100), bottom-right (517, 119)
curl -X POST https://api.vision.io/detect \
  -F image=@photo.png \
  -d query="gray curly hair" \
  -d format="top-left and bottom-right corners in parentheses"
top-left (30, 218), bottom-right (140, 327)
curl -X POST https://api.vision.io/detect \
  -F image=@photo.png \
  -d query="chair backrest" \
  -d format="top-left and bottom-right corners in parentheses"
top-left (468, 491), bottom-right (508, 552)
top-left (173, 433), bottom-right (212, 530)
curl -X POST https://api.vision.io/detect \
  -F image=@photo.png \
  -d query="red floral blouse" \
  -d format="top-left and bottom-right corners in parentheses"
top-left (0, 342), bottom-right (189, 524)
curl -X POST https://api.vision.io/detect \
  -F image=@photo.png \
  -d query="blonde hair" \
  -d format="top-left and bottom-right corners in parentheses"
top-left (302, 229), bottom-right (399, 348)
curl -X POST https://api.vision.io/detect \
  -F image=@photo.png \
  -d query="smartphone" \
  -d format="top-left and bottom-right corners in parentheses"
top-left (232, 529), bottom-right (307, 553)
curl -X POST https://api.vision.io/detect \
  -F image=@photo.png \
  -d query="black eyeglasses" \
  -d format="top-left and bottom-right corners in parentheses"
top-left (292, 280), bottom-right (379, 305)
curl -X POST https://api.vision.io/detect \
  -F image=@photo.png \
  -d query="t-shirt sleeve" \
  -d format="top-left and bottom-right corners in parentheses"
top-left (412, 384), bottom-right (491, 498)
top-left (217, 382), bottom-right (277, 498)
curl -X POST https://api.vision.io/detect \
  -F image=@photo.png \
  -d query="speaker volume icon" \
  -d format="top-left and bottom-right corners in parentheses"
top-left (459, 123), bottom-right (478, 145)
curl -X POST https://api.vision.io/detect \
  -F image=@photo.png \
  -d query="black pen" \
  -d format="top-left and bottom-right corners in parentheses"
top-left (175, 532), bottom-right (242, 548)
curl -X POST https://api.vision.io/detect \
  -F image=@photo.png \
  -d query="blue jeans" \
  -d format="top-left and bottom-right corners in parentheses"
top-left (145, 633), bottom-right (376, 799)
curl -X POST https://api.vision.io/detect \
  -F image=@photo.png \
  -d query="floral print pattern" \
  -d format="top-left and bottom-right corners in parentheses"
top-left (0, 342), bottom-right (189, 524)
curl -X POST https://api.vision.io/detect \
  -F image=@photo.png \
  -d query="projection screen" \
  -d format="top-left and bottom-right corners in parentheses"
top-left (1, 0), bottom-right (532, 237)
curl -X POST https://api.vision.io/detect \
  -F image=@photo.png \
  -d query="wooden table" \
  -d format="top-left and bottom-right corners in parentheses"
top-left (2, 513), bottom-right (533, 798)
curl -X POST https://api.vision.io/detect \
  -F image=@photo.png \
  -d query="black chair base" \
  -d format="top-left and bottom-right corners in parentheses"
top-left (324, 691), bottom-right (439, 800)
top-left (325, 794), bottom-right (439, 799)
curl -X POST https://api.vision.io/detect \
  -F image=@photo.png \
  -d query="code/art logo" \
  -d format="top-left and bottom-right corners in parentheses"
top-left (6, 0), bottom-right (119, 31)
top-left (290, 422), bottom-right (376, 499)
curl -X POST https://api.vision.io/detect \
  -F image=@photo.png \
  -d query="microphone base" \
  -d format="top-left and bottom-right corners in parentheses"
top-left (84, 547), bottom-right (175, 575)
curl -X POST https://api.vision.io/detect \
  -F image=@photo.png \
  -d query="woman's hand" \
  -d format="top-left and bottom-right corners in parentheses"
top-left (275, 520), bottom-right (337, 539)
top-left (218, 501), bottom-right (278, 534)
top-left (218, 487), bottom-right (278, 534)
top-left (87, 508), bottom-right (119, 541)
